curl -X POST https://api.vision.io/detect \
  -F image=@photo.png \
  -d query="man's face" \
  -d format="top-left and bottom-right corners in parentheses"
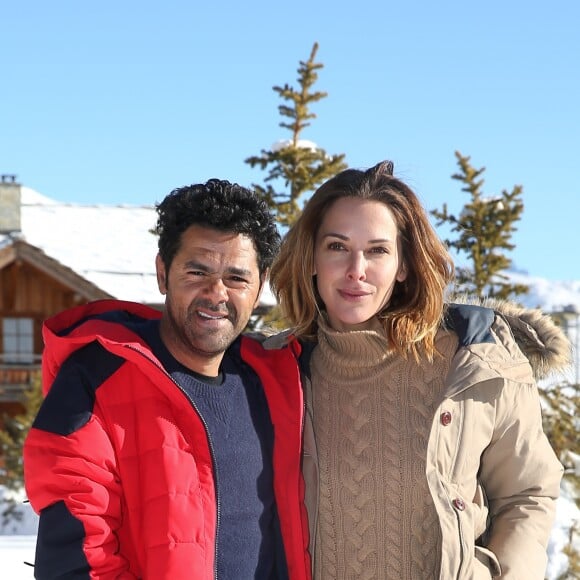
top-left (156, 225), bottom-right (264, 376)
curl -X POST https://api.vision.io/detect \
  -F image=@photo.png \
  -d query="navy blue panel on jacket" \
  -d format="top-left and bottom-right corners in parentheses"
top-left (446, 304), bottom-right (495, 347)
top-left (34, 500), bottom-right (90, 579)
top-left (56, 309), bottom-right (151, 338)
top-left (33, 342), bottom-right (125, 435)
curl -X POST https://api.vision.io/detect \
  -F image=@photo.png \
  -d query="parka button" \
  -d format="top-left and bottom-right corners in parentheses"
top-left (453, 498), bottom-right (466, 511)
top-left (440, 411), bottom-right (452, 426)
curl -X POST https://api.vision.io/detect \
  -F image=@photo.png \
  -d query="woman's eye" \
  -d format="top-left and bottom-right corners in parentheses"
top-left (328, 242), bottom-right (345, 251)
top-left (369, 246), bottom-right (388, 254)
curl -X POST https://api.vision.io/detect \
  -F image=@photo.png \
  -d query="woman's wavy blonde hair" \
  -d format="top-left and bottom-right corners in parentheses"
top-left (269, 160), bottom-right (455, 360)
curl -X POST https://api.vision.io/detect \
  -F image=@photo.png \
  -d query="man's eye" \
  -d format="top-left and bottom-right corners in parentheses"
top-left (229, 276), bottom-right (248, 284)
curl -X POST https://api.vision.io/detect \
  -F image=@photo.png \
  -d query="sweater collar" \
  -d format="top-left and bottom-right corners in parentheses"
top-left (315, 314), bottom-right (393, 370)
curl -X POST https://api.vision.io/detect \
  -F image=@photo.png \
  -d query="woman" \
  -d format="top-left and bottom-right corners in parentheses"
top-left (267, 160), bottom-right (569, 579)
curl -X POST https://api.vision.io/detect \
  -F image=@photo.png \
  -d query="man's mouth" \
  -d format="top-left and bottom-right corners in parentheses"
top-left (197, 310), bottom-right (228, 320)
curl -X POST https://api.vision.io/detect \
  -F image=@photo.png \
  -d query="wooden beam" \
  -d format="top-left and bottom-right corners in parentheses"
top-left (0, 245), bottom-right (16, 269)
top-left (1, 261), bottom-right (19, 310)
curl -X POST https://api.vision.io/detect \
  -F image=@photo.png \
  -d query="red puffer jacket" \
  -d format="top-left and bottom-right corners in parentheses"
top-left (24, 299), bottom-right (311, 580)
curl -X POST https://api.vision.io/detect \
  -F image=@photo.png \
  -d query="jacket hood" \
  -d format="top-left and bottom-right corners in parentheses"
top-left (451, 295), bottom-right (572, 381)
top-left (41, 299), bottom-right (163, 396)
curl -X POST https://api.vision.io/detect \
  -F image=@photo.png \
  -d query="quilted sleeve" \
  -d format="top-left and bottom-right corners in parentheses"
top-left (23, 344), bottom-right (137, 580)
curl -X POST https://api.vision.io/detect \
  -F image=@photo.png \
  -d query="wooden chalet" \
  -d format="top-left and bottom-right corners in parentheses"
top-left (0, 175), bottom-right (162, 422)
top-left (0, 175), bottom-right (276, 424)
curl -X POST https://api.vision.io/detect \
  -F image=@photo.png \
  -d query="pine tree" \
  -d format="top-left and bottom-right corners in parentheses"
top-left (0, 372), bottom-right (42, 523)
top-left (543, 312), bottom-right (580, 579)
top-left (557, 521), bottom-right (580, 579)
top-left (431, 151), bottom-right (528, 300)
top-left (245, 42), bottom-right (347, 227)
top-left (539, 380), bottom-right (580, 495)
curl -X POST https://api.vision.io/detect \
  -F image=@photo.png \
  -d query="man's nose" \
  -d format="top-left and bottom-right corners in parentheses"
top-left (204, 277), bottom-right (229, 301)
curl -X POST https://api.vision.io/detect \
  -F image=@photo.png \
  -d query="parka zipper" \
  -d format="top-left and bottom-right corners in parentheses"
top-left (125, 345), bottom-right (221, 580)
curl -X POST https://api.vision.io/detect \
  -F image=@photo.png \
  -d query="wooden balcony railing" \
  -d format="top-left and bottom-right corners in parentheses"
top-left (0, 364), bottom-right (41, 402)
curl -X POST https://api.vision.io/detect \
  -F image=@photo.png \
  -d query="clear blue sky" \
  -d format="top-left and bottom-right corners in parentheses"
top-left (2, 1), bottom-right (579, 280)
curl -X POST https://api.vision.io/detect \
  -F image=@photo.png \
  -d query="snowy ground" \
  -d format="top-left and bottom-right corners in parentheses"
top-left (1, 535), bottom-right (36, 579)
top-left (0, 488), bottom-right (38, 580)
top-left (1, 485), bottom-right (578, 578)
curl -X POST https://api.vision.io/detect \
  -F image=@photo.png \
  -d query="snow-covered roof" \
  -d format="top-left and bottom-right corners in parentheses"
top-left (0, 187), bottom-right (276, 306)
top-left (14, 187), bottom-right (161, 304)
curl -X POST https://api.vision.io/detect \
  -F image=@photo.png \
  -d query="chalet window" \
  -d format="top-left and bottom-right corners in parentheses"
top-left (1, 317), bottom-right (35, 364)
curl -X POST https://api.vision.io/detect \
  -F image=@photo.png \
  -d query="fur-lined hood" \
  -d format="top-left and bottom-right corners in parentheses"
top-left (450, 296), bottom-right (572, 381)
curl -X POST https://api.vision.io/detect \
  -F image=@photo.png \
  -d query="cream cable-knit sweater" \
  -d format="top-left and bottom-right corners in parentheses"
top-left (310, 317), bottom-right (455, 579)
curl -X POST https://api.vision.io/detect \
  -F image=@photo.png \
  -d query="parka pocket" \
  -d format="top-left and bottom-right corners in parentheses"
top-left (474, 545), bottom-right (502, 577)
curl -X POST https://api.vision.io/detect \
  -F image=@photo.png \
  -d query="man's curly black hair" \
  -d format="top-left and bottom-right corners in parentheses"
top-left (154, 178), bottom-right (281, 275)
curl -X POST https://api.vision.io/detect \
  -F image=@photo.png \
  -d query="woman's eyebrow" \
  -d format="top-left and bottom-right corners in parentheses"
top-left (321, 232), bottom-right (393, 244)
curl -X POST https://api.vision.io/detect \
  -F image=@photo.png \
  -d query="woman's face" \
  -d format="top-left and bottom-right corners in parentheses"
top-left (313, 196), bottom-right (407, 332)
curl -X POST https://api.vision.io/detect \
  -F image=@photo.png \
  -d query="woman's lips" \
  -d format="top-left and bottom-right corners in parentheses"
top-left (338, 288), bottom-right (370, 300)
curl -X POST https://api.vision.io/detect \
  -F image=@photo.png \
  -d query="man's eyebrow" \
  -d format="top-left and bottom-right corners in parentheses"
top-left (184, 260), bottom-right (210, 271)
top-left (184, 261), bottom-right (253, 277)
top-left (227, 266), bottom-right (253, 277)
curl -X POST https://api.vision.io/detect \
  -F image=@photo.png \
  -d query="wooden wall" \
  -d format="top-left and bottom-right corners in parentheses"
top-left (0, 260), bottom-right (88, 416)
top-left (0, 260), bottom-right (84, 316)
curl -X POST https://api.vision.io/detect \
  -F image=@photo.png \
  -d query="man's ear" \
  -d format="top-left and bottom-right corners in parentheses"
top-left (254, 271), bottom-right (268, 309)
top-left (254, 269), bottom-right (274, 309)
top-left (156, 254), bottom-right (168, 295)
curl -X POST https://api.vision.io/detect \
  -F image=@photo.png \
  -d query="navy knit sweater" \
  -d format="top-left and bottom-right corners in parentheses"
top-left (137, 320), bottom-right (287, 579)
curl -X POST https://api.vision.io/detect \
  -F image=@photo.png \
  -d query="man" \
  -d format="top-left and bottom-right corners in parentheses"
top-left (24, 179), bottom-right (311, 579)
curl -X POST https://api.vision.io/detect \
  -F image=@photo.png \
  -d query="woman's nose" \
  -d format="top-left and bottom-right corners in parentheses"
top-left (346, 253), bottom-right (366, 281)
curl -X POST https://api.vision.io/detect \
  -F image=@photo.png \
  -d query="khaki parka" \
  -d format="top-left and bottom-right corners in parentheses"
top-left (268, 300), bottom-right (570, 579)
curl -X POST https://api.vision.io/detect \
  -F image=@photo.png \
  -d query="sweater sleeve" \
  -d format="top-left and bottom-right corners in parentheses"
top-left (478, 378), bottom-right (563, 579)
top-left (23, 346), bottom-right (137, 580)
